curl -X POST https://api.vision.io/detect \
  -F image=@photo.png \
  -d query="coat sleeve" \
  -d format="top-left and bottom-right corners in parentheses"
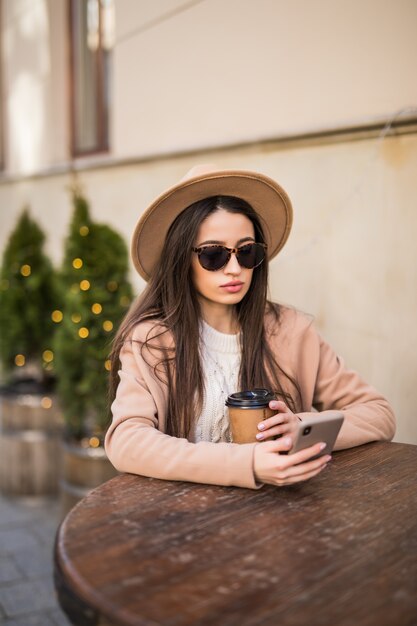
top-left (104, 335), bottom-right (260, 489)
top-left (295, 320), bottom-right (396, 449)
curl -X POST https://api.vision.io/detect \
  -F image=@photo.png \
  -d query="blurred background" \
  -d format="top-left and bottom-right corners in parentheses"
top-left (0, 0), bottom-right (416, 621)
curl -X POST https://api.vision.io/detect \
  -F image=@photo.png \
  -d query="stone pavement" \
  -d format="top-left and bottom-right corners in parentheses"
top-left (0, 492), bottom-right (71, 625)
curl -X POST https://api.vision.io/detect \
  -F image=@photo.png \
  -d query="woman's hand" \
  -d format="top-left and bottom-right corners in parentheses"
top-left (253, 436), bottom-right (331, 486)
top-left (253, 401), bottom-right (331, 486)
top-left (255, 400), bottom-right (300, 442)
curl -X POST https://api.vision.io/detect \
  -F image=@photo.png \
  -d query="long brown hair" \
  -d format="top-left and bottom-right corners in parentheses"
top-left (109, 196), bottom-right (300, 437)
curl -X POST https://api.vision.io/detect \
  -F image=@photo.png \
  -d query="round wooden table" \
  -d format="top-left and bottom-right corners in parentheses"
top-left (54, 442), bottom-right (417, 626)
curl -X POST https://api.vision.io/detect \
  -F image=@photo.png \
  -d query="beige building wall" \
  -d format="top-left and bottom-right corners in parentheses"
top-left (113, 0), bottom-right (417, 158)
top-left (1, 0), bottom-right (416, 173)
top-left (0, 0), bottom-right (416, 443)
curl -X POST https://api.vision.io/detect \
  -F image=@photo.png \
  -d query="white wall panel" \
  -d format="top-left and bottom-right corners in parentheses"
top-left (113, 0), bottom-right (417, 158)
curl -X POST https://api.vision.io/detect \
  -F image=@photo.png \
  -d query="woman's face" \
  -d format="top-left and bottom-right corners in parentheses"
top-left (191, 208), bottom-right (255, 316)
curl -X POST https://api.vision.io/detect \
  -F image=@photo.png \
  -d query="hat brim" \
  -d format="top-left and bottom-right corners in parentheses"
top-left (132, 169), bottom-right (293, 281)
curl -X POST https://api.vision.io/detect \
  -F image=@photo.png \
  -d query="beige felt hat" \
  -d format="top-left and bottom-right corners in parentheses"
top-left (131, 164), bottom-right (293, 281)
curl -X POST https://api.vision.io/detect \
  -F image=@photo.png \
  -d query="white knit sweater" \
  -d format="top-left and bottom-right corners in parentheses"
top-left (195, 320), bottom-right (241, 443)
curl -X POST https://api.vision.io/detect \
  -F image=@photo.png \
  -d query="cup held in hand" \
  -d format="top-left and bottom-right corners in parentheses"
top-left (226, 389), bottom-right (276, 443)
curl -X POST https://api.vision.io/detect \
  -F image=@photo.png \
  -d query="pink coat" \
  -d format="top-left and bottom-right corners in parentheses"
top-left (105, 306), bottom-right (395, 489)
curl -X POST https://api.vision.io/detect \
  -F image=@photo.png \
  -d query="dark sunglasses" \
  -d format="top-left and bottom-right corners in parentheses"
top-left (192, 242), bottom-right (267, 271)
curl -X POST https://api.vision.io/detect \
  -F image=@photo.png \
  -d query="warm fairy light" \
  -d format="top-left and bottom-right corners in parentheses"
top-left (80, 437), bottom-right (90, 448)
top-left (91, 303), bottom-right (102, 314)
top-left (42, 350), bottom-right (54, 363)
top-left (15, 354), bottom-right (25, 366)
top-left (79, 226), bottom-right (89, 236)
top-left (107, 281), bottom-right (118, 291)
top-left (78, 327), bottom-right (89, 338)
top-left (71, 313), bottom-right (82, 323)
top-left (72, 258), bottom-right (83, 269)
top-left (104, 359), bottom-right (111, 371)
top-left (103, 320), bottom-right (113, 332)
top-left (41, 397), bottom-right (52, 409)
top-left (89, 436), bottom-right (100, 448)
top-left (20, 264), bottom-right (31, 277)
top-left (120, 295), bottom-right (130, 307)
top-left (80, 279), bottom-right (90, 291)
top-left (52, 310), bottom-right (63, 323)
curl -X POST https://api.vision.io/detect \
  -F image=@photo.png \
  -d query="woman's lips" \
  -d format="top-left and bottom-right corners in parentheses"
top-left (220, 281), bottom-right (244, 293)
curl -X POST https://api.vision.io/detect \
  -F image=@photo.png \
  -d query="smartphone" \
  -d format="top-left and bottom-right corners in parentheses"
top-left (288, 411), bottom-right (344, 459)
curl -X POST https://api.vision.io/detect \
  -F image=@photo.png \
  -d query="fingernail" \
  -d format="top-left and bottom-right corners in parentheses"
top-left (256, 433), bottom-right (264, 440)
top-left (319, 443), bottom-right (327, 451)
top-left (258, 422), bottom-right (265, 430)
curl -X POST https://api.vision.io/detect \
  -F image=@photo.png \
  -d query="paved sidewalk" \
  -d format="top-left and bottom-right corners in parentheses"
top-left (0, 492), bottom-right (71, 625)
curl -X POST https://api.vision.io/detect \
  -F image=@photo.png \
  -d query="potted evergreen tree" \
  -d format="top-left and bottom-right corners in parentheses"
top-left (53, 187), bottom-right (133, 512)
top-left (0, 209), bottom-right (62, 495)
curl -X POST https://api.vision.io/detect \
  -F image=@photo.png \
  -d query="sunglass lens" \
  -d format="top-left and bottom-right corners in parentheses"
top-left (237, 243), bottom-right (266, 269)
top-left (199, 246), bottom-right (230, 271)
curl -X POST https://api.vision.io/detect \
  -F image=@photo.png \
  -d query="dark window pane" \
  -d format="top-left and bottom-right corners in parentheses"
top-left (70, 0), bottom-right (113, 155)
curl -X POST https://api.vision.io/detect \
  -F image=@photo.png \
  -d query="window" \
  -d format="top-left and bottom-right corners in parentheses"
top-left (69, 0), bottom-right (114, 156)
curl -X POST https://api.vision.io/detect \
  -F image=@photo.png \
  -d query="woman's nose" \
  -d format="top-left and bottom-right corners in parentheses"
top-left (223, 251), bottom-right (241, 274)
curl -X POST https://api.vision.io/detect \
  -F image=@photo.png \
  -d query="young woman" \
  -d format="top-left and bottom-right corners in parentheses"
top-left (105, 164), bottom-right (395, 488)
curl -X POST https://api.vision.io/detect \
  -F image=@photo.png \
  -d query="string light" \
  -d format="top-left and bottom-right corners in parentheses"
top-left (91, 303), bottom-right (102, 314)
top-left (79, 327), bottom-right (89, 338)
top-left (80, 436), bottom-right (101, 448)
top-left (120, 295), bottom-right (130, 307)
top-left (20, 264), bottom-right (31, 276)
top-left (107, 281), bottom-right (118, 291)
top-left (15, 354), bottom-right (25, 366)
top-left (42, 349), bottom-right (54, 363)
top-left (71, 313), bottom-right (82, 323)
top-left (80, 279), bottom-right (90, 291)
top-left (79, 226), bottom-right (89, 236)
top-left (103, 320), bottom-right (113, 332)
top-left (41, 397), bottom-right (52, 409)
top-left (104, 359), bottom-right (111, 371)
top-left (72, 258), bottom-right (83, 269)
top-left (52, 310), bottom-right (63, 323)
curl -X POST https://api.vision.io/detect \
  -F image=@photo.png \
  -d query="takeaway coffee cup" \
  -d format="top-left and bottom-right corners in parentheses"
top-left (226, 389), bottom-right (276, 444)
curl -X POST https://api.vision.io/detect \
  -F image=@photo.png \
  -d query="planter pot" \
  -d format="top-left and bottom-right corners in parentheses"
top-left (0, 391), bottom-right (63, 495)
top-left (60, 441), bottom-right (118, 517)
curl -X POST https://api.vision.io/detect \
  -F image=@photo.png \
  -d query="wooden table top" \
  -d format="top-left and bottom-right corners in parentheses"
top-left (54, 441), bottom-right (417, 626)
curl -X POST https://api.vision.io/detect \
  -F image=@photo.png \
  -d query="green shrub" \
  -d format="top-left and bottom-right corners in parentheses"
top-left (0, 209), bottom-right (58, 381)
top-left (53, 189), bottom-right (133, 443)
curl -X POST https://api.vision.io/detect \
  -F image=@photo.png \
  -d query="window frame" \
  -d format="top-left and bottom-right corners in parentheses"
top-left (68, 0), bottom-right (110, 158)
